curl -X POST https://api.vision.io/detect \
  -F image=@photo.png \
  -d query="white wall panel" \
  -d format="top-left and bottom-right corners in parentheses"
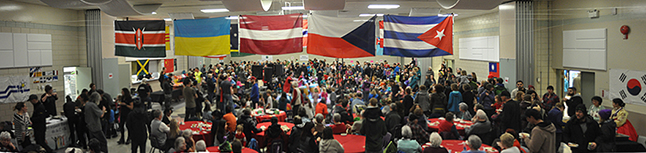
top-left (12, 34), bottom-right (28, 67)
top-left (0, 51), bottom-right (14, 68)
top-left (0, 33), bottom-right (13, 50)
top-left (459, 36), bottom-right (499, 62)
top-left (562, 28), bottom-right (606, 70)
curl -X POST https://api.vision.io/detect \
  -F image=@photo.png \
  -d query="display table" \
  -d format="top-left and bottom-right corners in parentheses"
top-left (254, 122), bottom-right (294, 148)
top-left (252, 109), bottom-right (287, 123)
top-left (44, 117), bottom-right (71, 150)
top-left (427, 118), bottom-right (474, 135)
top-left (422, 140), bottom-right (497, 153)
top-left (333, 134), bottom-right (366, 153)
top-left (206, 146), bottom-right (258, 153)
top-left (178, 121), bottom-right (213, 146)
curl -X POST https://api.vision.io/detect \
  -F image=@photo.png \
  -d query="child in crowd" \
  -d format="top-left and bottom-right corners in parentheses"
top-left (234, 124), bottom-right (246, 146)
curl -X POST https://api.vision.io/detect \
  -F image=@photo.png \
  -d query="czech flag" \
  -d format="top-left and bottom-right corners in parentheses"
top-left (307, 15), bottom-right (376, 58)
top-left (489, 62), bottom-right (499, 78)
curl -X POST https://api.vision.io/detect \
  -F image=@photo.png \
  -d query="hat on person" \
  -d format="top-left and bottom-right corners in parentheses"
top-left (249, 76), bottom-right (256, 81)
top-left (575, 104), bottom-right (587, 114)
top-left (599, 109), bottom-right (612, 120)
top-left (28, 94), bottom-right (39, 101)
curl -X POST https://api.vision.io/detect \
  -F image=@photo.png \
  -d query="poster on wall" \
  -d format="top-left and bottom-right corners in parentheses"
top-left (0, 75), bottom-right (31, 103)
top-left (609, 69), bottom-right (646, 106)
top-left (300, 55), bottom-right (308, 61)
top-left (261, 55), bottom-right (273, 62)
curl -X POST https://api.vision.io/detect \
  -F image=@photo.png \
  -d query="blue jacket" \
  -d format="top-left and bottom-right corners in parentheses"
top-left (447, 91), bottom-right (463, 113)
top-left (251, 83), bottom-right (259, 102)
top-left (548, 107), bottom-right (564, 133)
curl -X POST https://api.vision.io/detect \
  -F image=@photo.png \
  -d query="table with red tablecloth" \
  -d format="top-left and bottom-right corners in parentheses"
top-left (253, 110), bottom-right (287, 123)
top-left (422, 140), bottom-right (498, 153)
top-left (206, 146), bottom-right (258, 153)
top-left (427, 118), bottom-right (474, 135)
top-left (178, 121), bottom-right (213, 146)
top-left (254, 122), bottom-right (294, 148)
top-left (334, 134), bottom-right (366, 153)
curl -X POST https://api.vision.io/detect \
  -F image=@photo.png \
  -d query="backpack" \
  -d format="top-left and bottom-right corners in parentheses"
top-left (219, 140), bottom-right (232, 152)
top-left (383, 140), bottom-right (397, 153)
top-left (268, 139), bottom-right (284, 153)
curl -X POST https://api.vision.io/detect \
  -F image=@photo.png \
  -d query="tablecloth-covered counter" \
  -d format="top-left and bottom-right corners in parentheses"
top-left (43, 117), bottom-right (71, 150)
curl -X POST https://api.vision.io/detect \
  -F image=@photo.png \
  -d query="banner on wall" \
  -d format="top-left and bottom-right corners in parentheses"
top-left (0, 75), bottom-right (31, 103)
top-left (164, 59), bottom-right (174, 73)
top-left (610, 69), bottom-right (646, 106)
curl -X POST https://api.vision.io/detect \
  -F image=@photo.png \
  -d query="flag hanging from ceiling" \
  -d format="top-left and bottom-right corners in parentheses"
top-left (303, 19), bottom-right (308, 48)
top-left (165, 25), bottom-right (171, 51)
top-left (383, 15), bottom-right (453, 57)
top-left (174, 17), bottom-right (230, 56)
top-left (307, 15), bottom-right (376, 58)
top-left (239, 14), bottom-right (303, 55)
top-left (114, 20), bottom-right (166, 57)
top-left (376, 20), bottom-right (384, 56)
top-left (489, 62), bottom-right (499, 78)
top-left (231, 24), bottom-right (238, 51)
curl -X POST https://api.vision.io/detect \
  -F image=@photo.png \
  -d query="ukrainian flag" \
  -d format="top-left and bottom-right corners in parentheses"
top-left (174, 17), bottom-right (230, 56)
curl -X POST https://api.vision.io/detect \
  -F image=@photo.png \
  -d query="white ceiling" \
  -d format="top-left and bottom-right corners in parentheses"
top-left (11, 0), bottom-right (499, 20)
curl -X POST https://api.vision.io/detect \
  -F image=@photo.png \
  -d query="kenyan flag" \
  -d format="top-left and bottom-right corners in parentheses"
top-left (115, 20), bottom-right (166, 57)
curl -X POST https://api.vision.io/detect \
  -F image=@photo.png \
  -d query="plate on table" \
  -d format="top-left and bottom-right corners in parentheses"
top-left (568, 142), bottom-right (579, 147)
top-left (438, 117), bottom-right (445, 120)
top-left (519, 132), bottom-right (530, 138)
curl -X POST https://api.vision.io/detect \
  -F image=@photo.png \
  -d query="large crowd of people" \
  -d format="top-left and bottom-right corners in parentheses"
top-left (0, 58), bottom-right (639, 153)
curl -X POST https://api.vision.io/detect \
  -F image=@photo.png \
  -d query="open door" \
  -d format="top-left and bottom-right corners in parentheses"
top-left (63, 67), bottom-right (92, 101)
top-left (75, 67), bottom-right (93, 95)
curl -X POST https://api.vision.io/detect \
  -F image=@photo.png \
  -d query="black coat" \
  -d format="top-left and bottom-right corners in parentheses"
top-left (237, 115), bottom-right (263, 143)
top-left (64, 101), bottom-right (78, 123)
top-left (31, 102), bottom-right (48, 130)
top-left (565, 96), bottom-right (583, 117)
top-left (595, 120), bottom-right (616, 152)
top-left (360, 107), bottom-right (387, 152)
top-left (127, 107), bottom-right (148, 142)
top-left (402, 95), bottom-right (414, 116)
top-left (501, 100), bottom-right (522, 132)
top-left (564, 116), bottom-right (601, 153)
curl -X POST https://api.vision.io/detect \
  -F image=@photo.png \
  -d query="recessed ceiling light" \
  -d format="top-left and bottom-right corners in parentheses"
top-left (359, 14), bottom-right (384, 17)
top-left (368, 4), bottom-right (400, 9)
top-left (164, 18), bottom-right (172, 21)
top-left (201, 8), bottom-right (229, 13)
top-left (282, 6), bottom-right (304, 10)
top-left (151, 11), bottom-right (157, 14)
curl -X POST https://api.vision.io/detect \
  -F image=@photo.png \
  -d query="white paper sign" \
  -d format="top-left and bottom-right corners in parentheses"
top-left (300, 55), bottom-right (308, 61)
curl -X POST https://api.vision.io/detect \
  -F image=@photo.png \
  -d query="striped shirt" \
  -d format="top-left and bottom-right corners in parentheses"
top-left (13, 113), bottom-right (30, 141)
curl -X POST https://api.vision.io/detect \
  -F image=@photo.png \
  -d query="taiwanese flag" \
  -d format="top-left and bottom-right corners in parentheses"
top-left (115, 20), bottom-right (166, 57)
top-left (489, 62), bottom-right (499, 78)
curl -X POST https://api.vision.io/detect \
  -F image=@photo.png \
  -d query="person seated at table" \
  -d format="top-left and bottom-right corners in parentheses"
top-left (329, 113), bottom-right (347, 134)
top-left (316, 99), bottom-right (329, 118)
top-left (398, 125), bottom-right (423, 153)
top-left (195, 140), bottom-right (207, 152)
top-left (412, 106), bottom-right (429, 131)
top-left (297, 122), bottom-right (319, 153)
top-left (595, 109), bottom-right (616, 152)
top-left (458, 103), bottom-right (472, 121)
top-left (298, 107), bottom-right (312, 123)
top-left (203, 103), bottom-right (213, 122)
top-left (232, 139), bottom-right (243, 153)
top-left (315, 114), bottom-right (326, 133)
top-left (265, 117), bottom-right (289, 152)
top-left (237, 108), bottom-right (263, 145)
top-left (349, 110), bottom-right (364, 135)
top-left (234, 125), bottom-right (246, 146)
top-left (165, 119), bottom-right (181, 149)
top-left (182, 129), bottom-right (196, 152)
top-left (438, 112), bottom-right (461, 140)
top-left (210, 110), bottom-right (227, 146)
top-left (423, 132), bottom-right (448, 153)
top-left (333, 98), bottom-right (354, 124)
top-left (499, 133), bottom-right (528, 153)
top-left (611, 98), bottom-right (638, 142)
top-left (168, 137), bottom-right (187, 153)
top-left (151, 110), bottom-right (170, 151)
top-left (462, 135), bottom-right (486, 153)
top-left (289, 116), bottom-right (304, 153)
top-left (407, 114), bottom-right (429, 146)
top-left (162, 108), bottom-right (173, 125)
top-left (466, 110), bottom-right (492, 137)
top-left (0, 132), bottom-right (17, 152)
top-left (319, 127), bottom-right (344, 153)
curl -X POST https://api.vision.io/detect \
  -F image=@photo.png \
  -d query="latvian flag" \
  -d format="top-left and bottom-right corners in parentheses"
top-left (239, 14), bottom-right (303, 55)
top-left (115, 20), bottom-right (166, 57)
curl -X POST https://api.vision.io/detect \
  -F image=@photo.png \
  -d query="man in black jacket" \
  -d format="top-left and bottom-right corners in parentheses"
top-left (64, 96), bottom-right (79, 147)
top-left (563, 87), bottom-right (583, 117)
top-left (237, 109), bottom-right (263, 144)
top-left (30, 94), bottom-right (53, 153)
top-left (384, 103), bottom-right (401, 139)
top-left (500, 91), bottom-right (522, 133)
top-left (360, 98), bottom-right (386, 153)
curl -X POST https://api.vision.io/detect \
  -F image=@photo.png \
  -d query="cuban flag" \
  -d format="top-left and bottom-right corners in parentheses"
top-left (489, 62), bottom-right (499, 78)
top-left (307, 15), bottom-right (376, 58)
top-left (383, 15), bottom-right (453, 57)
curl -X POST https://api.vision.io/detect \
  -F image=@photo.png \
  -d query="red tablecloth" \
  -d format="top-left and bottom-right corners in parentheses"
top-left (334, 134), bottom-right (366, 153)
top-left (427, 118), bottom-right (474, 135)
top-left (253, 111), bottom-right (287, 123)
top-left (422, 140), bottom-right (497, 153)
top-left (206, 146), bottom-right (258, 153)
top-left (178, 121), bottom-right (213, 146)
top-left (254, 122), bottom-right (294, 148)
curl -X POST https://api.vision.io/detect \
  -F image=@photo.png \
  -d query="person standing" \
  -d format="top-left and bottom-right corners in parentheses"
top-left (510, 80), bottom-right (526, 100)
top-left (41, 85), bottom-right (59, 117)
top-left (500, 91), bottom-right (522, 133)
top-left (360, 99), bottom-right (386, 153)
top-left (127, 101), bottom-right (148, 153)
top-left (447, 83), bottom-right (463, 114)
top-left (542, 86), bottom-right (560, 110)
top-left (563, 87), bottom-right (583, 117)
top-left (85, 93), bottom-right (108, 153)
top-left (220, 75), bottom-right (234, 115)
top-left (138, 78), bottom-right (153, 109)
top-left (206, 74), bottom-right (216, 105)
top-left (117, 88), bottom-right (134, 145)
top-left (13, 102), bottom-right (31, 147)
top-left (249, 76), bottom-right (260, 108)
top-left (479, 84), bottom-right (496, 118)
top-left (75, 94), bottom-right (89, 149)
top-left (291, 84), bottom-right (303, 118)
top-left (63, 96), bottom-right (78, 147)
top-left (29, 94), bottom-right (54, 153)
top-left (183, 79), bottom-right (198, 121)
top-left (563, 104), bottom-right (600, 153)
top-left (521, 109), bottom-right (556, 153)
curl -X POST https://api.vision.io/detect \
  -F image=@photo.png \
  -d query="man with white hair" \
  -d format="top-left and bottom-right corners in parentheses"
top-left (466, 110), bottom-right (492, 136)
top-left (195, 140), bottom-right (207, 152)
top-left (463, 135), bottom-right (486, 153)
top-left (0, 132), bottom-right (17, 152)
top-left (86, 92), bottom-right (108, 152)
